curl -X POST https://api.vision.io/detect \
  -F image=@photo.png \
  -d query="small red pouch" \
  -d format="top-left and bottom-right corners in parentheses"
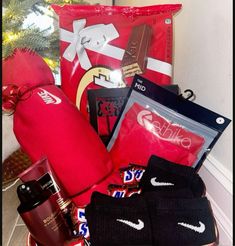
top-left (52, 4), bottom-right (182, 120)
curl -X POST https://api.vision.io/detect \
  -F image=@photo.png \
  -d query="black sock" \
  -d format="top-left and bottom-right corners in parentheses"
top-left (144, 192), bottom-right (216, 246)
top-left (85, 192), bottom-right (152, 246)
top-left (143, 188), bottom-right (194, 199)
top-left (139, 155), bottom-right (205, 197)
top-left (86, 192), bottom-right (216, 246)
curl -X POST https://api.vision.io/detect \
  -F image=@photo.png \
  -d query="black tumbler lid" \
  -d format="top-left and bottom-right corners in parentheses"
top-left (17, 180), bottom-right (52, 213)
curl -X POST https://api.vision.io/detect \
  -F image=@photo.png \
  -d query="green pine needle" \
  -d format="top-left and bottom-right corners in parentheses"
top-left (2, 0), bottom-right (90, 71)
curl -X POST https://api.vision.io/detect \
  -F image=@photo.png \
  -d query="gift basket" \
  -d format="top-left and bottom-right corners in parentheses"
top-left (2, 3), bottom-right (231, 246)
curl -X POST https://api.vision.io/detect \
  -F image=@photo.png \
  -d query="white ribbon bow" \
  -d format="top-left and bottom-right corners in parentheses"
top-left (60, 19), bottom-right (119, 70)
top-left (60, 19), bottom-right (172, 77)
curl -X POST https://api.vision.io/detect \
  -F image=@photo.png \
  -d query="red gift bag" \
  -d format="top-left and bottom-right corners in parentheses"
top-left (52, 4), bottom-right (182, 120)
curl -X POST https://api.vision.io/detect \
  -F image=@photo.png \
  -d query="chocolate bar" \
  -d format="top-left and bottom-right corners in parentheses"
top-left (121, 24), bottom-right (152, 78)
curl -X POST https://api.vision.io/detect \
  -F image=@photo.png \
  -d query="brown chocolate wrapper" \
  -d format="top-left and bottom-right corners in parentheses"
top-left (129, 163), bottom-right (146, 182)
top-left (119, 166), bottom-right (138, 185)
top-left (126, 186), bottom-right (142, 197)
top-left (119, 164), bottom-right (146, 184)
top-left (121, 24), bottom-right (152, 78)
top-left (108, 183), bottom-right (140, 198)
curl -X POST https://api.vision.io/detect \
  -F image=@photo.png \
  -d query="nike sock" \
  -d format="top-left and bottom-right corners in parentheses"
top-left (139, 155), bottom-right (205, 197)
top-left (144, 192), bottom-right (216, 246)
top-left (85, 192), bottom-right (152, 246)
top-left (144, 188), bottom-right (194, 199)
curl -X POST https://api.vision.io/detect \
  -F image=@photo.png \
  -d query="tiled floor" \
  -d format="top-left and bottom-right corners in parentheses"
top-left (2, 179), bottom-right (29, 246)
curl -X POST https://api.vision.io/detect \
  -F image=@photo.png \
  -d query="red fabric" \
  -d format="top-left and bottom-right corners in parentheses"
top-left (52, 4), bottom-right (182, 120)
top-left (2, 49), bottom-right (121, 206)
top-left (98, 116), bottom-right (117, 136)
top-left (109, 103), bottom-right (205, 168)
top-left (2, 49), bottom-right (54, 87)
top-left (13, 85), bottom-right (117, 203)
top-left (71, 170), bottom-right (122, 206)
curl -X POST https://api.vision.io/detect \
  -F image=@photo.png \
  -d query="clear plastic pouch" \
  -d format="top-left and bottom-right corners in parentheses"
top-left (107, 75), bottom-right (231, 170)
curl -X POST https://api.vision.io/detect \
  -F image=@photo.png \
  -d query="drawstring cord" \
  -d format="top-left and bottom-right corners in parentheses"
top-left (2, 83), bottom-right (53, 115)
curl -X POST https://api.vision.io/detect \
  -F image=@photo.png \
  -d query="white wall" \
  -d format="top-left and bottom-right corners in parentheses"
top-left (115, 1), bottom-right (233, 244)
top-left (172, 0), bottom-right (232, 172)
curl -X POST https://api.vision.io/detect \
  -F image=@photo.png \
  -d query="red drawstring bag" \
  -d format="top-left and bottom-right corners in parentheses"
top-left (2, 49), bottom-right (122, 206)
top-left (52, 4), bottom-right (182, 120)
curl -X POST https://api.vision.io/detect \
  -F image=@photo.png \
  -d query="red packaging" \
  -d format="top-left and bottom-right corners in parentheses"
top-left (2, 49), bottom-right (123, 206)
top-left (129, 164), bottom-right (146, 182)
top-left (107, 184), bottom-right (128, 198)
top-left (64, 237), bottom-right (90, 246)
top-left (109, 103), bottom-right (205, 168)
top-left (119, 166), bottom-right (137, 185)
top-left (72, 206), bottom-right (87, 224)
top-left (78, 222), bottom-right (90, 240)
top-left (119, 164), bottom-right (145, 184)
top-left (126, 187), bottom-right (142, 197)
top-left (52, 4), bottom-right (182, 120)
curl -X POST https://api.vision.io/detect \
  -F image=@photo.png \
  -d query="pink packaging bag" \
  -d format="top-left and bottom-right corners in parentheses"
top-left (52, 4), bottom-right (182, 120)
top-left (2, 49), bottom-right (122, 206)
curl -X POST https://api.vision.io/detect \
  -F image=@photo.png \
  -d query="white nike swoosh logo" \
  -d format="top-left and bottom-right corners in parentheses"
top-left (38, 88), bottom-right (62, 104)
top-left (116, 219), bottom-right (144, 230)
top-left (150, 177), bottom-right (174, 186)
top-left (178, 221), bottom-right (205, 233)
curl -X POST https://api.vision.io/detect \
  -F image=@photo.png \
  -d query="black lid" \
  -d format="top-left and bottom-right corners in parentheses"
top-left (17, 180), bottom-right (52, 213)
